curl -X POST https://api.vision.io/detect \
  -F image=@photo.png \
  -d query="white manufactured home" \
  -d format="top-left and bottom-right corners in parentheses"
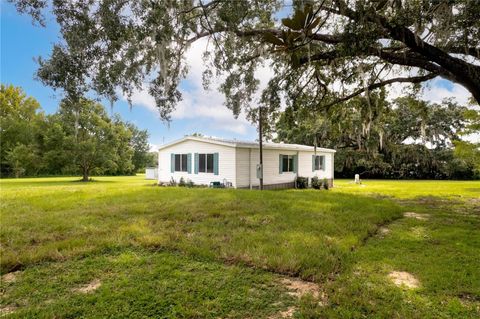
top-left (157, 136), bottom-right (336, 189)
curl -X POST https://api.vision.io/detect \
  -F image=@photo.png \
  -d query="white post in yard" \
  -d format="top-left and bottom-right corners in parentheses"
top-left (355, 174), bottom-right (360, 184)
top-left (258, 106), bottom-right (264, 190)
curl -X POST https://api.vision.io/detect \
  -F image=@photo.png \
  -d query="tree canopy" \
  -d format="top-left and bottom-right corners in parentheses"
top-left (275, 92), bottom-right (480, 178)
top-left (0, 85), bottom-right (44, 177)
top-left (0, 85), bottom-right (152, 179)
top-left (9, 0), bottom-right (480, 122)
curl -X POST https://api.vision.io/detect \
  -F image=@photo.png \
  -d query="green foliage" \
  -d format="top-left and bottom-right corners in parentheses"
top-left (453, 140), bottom-right (480, 177)
top-left (311, 176), bottom-right (321, 189)
top-left (178, 176), bottom-right (186, 187)
top-left (0, 84), bottom-right (44, 177)
top-left (322, 178), bottom-right (329, 190)
top-left (129, 125), bottom-right (151, 172)
top-left (168, 176), bottom-right (177, 186)
top-left (145, 152), bottom-right (158, 169)
top-left (0, 85), bottom-right (151, 178)
top-left (186, 179), bottom-right (195, 188)
top-left (8, 0), bottom-right (480, 122)
top-left (276, 93), bottom-right (479, 179)
top-left (58, 99), bottom-right (130, 180)
top-left (296, 176), bottom-right (308, 189)
top-left (5, 144), bottom-right (40, 177)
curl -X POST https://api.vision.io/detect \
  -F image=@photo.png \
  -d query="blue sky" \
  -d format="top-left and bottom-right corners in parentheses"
top-left (1, 2), bottom-right (473, 148)
top-left (1, 3), bottom-right (258, 148)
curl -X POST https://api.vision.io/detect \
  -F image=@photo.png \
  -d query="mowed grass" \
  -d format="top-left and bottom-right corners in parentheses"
top-left (2, 249), bottom-right (294, 318)
top-left (1, 176), bottom-right (479, 318)
top-left (0, 176), bottom-right (402, 280)
top-left (317, 180), bottom-right (480, 318)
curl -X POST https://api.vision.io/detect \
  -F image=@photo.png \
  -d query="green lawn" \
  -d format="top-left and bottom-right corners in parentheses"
top-left (1, 176), bottom-right (479, 318)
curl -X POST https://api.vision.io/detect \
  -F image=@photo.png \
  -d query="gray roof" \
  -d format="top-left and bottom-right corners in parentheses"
top-left (158, 136), bottom-right (336, 153)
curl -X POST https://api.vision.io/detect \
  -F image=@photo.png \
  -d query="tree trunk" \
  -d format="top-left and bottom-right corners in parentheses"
top-left (82, 167), bottom-right (89, 182)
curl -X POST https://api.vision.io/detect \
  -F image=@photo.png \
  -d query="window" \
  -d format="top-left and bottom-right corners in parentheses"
top-left (281, 155), bottom-right (294, 172)
top-left (314, 155), bottom-right (324, 170)
top-left (174, 154), bottom-right (188, 172)
top-left (207, 154), bottom-right (214, 173)
top-left (198, 153), bottom-right (214, 173)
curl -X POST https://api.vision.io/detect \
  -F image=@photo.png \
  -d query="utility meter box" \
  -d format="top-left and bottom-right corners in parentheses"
top-left (256, 164), bottom-right (263, 179)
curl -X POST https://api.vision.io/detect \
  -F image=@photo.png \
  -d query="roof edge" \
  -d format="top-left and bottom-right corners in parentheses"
top-left (157, 136), bottom-right (336, 153)
top-left (157, 136), bottom-right (237, 150)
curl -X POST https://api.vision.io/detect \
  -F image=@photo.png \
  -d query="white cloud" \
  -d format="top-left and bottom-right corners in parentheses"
top-left (148, 143), bottom-right (159, 152)
top-left (384, 75), bottom-right (474, 106)
top-left (421, 78), bottom-right (472, 105)
top-left (173, 88), bottom-right (250, 134)
top-left (123, 39), bottom-right (268, 136)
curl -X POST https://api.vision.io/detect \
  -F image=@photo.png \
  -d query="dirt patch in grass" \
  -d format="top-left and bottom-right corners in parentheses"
top-left (388, 271), bottom-right (419, 289)
top-left (1, 271), bottom-right (20, 284)
top-left (268, 306), bottom-right (296, 318)
top-left (457, 292), bottom-right (480, 307)
top-left (72, 279), bottom-right (101, 294)
top-left (378, 227), bottom-right (390, 236)
top-left (0, 306), bottom-right (16, 316)
top-left (468, 199), bottom-right (480, 214)
top-left (404, 212), bottom-right (429, 220)
top-left (281, 277), bottom-right (319, 298)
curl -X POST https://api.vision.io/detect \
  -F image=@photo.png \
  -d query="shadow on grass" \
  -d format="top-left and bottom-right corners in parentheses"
top-left (71, 178), bottom-right (116, 183)
top-left (0, 177), bottom-right (118, 188)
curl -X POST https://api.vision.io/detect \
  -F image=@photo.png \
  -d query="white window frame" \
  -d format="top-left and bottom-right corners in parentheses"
top-left (314, 155), bottom-right (324, 171)
top-left (174, 154), bottom-right (188, 172)
top-left (282, 155), bottom-right (295, 173)
top-left (198, 153), bottom-right (214, 173)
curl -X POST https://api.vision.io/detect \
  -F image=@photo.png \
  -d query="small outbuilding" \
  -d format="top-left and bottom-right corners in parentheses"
top-left (145, 167), bottom-right (158, 180)
top-left (157, 136), bottom-right (335, 189)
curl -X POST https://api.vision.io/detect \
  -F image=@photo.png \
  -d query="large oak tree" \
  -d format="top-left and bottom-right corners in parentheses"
top-left (10, 0), bottom-right (480, 121)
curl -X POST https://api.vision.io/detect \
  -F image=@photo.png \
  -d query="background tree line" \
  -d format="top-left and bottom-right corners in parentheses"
top-left (4, 1), bottom-right (479, 181)
top-left (0, 85), bottom-right (156, 180)
top-left (275, 90), bottom-right (480, 179)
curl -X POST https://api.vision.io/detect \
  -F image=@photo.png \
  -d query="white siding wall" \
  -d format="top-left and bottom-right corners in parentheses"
top-left (158, 140), bottom-right (237, 187)
top-left (235, 148), bottom-right (334, 188)
top-left (159, 140), bottom-right (335, 188)
top-left (235, 148), bottom-right (251, 188)
top-left (298, 151), bottom-right (334, 180)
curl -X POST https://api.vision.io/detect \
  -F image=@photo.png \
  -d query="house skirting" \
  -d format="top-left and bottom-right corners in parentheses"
top-left (240, 178), bottom-right (334, 190)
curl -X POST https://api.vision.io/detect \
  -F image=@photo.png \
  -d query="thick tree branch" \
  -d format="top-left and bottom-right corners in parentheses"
top-left (321, 73), bottom-right (439, 108)
top-left (329, 3), bottom-right (480, 103)
top-left (446, 47), bottom-right (480, 59)
top-left (188, 24), bottom-right (452, 82)
top-left (298, 47), bottom-right (451, 80)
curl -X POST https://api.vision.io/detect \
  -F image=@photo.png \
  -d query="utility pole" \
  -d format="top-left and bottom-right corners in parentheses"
top-left (258, 106), bottom-right (264, 190)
